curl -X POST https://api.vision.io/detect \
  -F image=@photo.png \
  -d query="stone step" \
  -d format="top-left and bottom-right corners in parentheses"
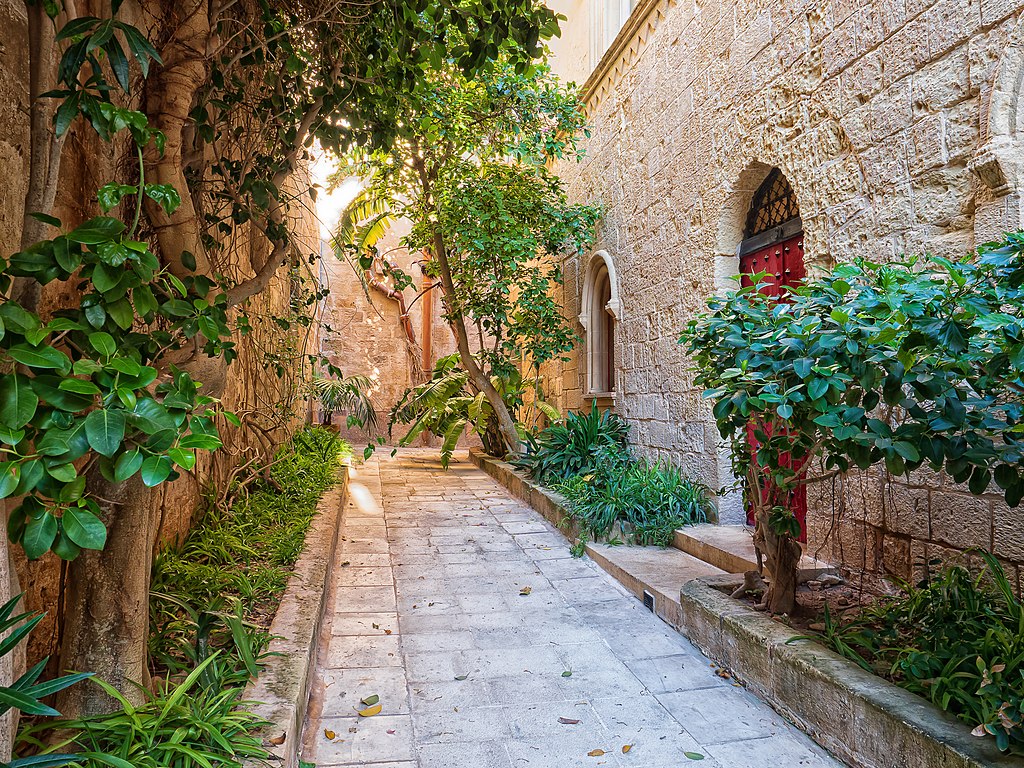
top-left (672, 523), bottom-right (837, 582)
top-left (584, 541), bottom-right (726, 630)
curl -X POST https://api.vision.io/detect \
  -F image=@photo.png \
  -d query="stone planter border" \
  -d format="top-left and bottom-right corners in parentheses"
top-left (679, 575), bottom-right (1021, 768)
top-left (242, 467), bottom-right (349, 768)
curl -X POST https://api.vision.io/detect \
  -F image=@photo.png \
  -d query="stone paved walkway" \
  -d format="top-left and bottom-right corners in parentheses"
top-left (300, 450), bottom-right (845, 768)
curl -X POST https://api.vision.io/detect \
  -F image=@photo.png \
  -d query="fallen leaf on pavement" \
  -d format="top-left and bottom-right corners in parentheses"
top-left (561, 670), bottom-right (573, 678)
top-left (357, 703), bottom-right (383, 717)
top-left (520, 586), bottom-right (532, 596)
top-left (622, 744), bottom-right (633, 753)
top-left (558, 717), bottom-right (581, 725)
top-left (324, 729), bottom-right (335, 740)
top-left (684, 752), bottom-right (705, 760)
top-left (269, 733), bottom-right (286, 746)
top-left (386, 729), bottom-right (396, 735)
top-left (360, 694), bottom-right (379, 706)
top-left (587, 749), bottom-right (606, 757)
top-left (454, 674), bottom-right (469, 681)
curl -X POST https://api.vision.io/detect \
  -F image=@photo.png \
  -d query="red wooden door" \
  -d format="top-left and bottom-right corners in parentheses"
top-left (739, 233), bottom-right (808, 541)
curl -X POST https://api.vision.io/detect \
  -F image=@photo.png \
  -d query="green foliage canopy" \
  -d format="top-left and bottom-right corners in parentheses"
top-left (683, 233), bottom-right (1024, 539)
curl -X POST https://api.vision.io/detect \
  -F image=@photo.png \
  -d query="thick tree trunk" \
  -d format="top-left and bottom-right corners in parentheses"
top-left (755, 509), bottom-right (802, 615)
top-left (0, 504), bottom-right (24, 762)
top-left (55, 474), bottom-right (153, 717)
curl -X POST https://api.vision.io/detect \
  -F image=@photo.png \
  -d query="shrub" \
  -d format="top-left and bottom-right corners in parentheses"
top-left (150, 425), bottom-right (348, 678)
top-left (19, 655), bottom-right (269, 768)
top-left (513, 406), bottom-right (630, 484)
top-left (557, 459), bottom-right (711, 547)
top-left (820, 552), bottom-right (1024, 754)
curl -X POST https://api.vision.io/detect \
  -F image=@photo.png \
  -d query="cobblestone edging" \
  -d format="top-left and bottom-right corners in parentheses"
top-left (679, 576), bottom-right (1023, 768)
top-left (242, 468), bottom-right (350, 768)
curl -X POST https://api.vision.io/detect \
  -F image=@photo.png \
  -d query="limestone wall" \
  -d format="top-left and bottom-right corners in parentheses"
top-left (548, 0), bottom-right (1024, 588)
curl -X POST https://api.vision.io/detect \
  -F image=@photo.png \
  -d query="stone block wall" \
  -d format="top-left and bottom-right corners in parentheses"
top-left (547, 0), bottom-right (1024, 587)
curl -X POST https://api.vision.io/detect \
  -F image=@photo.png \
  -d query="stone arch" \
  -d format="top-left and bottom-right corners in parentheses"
top-left (579, 250), bottom-right (620, 395)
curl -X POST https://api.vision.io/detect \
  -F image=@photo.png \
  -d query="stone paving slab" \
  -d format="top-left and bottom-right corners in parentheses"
top-left (300, 450), bottom-right (845, 768)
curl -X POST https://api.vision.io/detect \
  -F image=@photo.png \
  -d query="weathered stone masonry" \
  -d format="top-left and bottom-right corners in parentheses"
top-left (547, 0), bottom-right (1024, 588)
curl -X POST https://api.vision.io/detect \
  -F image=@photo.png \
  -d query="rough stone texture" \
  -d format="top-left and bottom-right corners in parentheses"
top-left (301, 449), bottom-right (840, 767)
top-left (680, 576), bottom-right (1024, 768)
top-left (544, 0), bottom-right (1024, 589)
top-left (0, 0), bottom-right (323, 662)
top-left (243, 473), bottom-right (349, 768)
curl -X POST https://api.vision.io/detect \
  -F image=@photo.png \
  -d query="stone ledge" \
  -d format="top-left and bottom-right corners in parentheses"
top-left (468, 449), bottom-right (723, 632)
top-left (679, 576), bottom-right (1024, 768)
top-left (242, 468), bottom-right (350, 768)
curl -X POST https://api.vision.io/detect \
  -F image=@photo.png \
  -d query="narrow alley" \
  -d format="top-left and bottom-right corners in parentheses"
top-left (300, 450), bottom-right (842, 768)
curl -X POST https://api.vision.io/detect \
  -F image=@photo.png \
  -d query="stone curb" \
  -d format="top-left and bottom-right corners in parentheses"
top-left (678, 577), bottom-right (1023, 768)
top-left (469, 448), bottom-right (1022, 768)
top-left (242, 467), bottom-right (350, 768)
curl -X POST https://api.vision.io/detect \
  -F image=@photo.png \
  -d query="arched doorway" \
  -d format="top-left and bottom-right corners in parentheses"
top-left (738, 168), bottom-right (805, 296)
top-left (738, 168), bottom-right (808, 540)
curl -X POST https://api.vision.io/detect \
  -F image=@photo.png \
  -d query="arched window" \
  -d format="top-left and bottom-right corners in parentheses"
top-left (580, 251), bottom-right (620, 395)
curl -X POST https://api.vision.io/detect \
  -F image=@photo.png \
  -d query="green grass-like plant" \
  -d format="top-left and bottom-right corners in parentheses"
top-left (150, 426), bottom-right (349, 676)
top-left (819, 552), bottom-right (1024, 754)
top-left (557, 459), bottom-right (711, 547)
top-left (513, 406), bottom-right (630, 484)
top-left (19, 655), bottom-right (269, 768)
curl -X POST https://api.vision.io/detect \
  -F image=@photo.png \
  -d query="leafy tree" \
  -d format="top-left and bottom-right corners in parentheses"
top-left (11, 0), bottom-right (566, 718)
top-left (339, 59), bottom-right (601, 456)
top-left (683, 234), bottom-right (1024, 614)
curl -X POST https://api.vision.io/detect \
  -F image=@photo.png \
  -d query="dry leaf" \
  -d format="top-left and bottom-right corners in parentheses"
top-left (587, 749), bottom-right (606, 757)
top-left (386, 729), bottom-right (396, 735)
top-left (357, 703), bottom-right (383, 717)
top-left (558, 717), bottom-right (581, 725)
top-left (372, 623), bottom-right (380, 629)
top-left (361, 694), bottom-right (379, 706)
top-left (324, 729), bottom-right (336, 740)
top-left (384, 629), bottom-right (393, 635)
top-left (622, 744), bottom-right (632, 753)
top-left (519, 586), bottom-right (532, 596)
top-left (341, 560), bottom-right (350, 566)
top-left (269, 733), bottom-right (286, 746)
top-left (715, 669), bottom-right (732, 679)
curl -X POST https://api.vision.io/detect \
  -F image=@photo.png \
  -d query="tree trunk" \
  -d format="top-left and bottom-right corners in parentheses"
top-left (0, 503), bottom-right (24, 762)
top-left (755, 509), bottom-right (802, 615)
top-left (430, 232), bottom-right (520, 457)
top-left (55, 473), bottom-right (153, 717)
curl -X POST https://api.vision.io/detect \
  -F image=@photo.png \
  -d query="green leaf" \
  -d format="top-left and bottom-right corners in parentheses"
top-left (140, 454), bottom-right (172, 487)
top-left (7, 344), bottom-right (71, 373)
top-left (62, 506), bottom-right (107, 550)
top-left (88, 331), bottom-right (116, 357)
top-left (0, 462), bottom-right (20, 499)
top-left (167, 447), bottom-right (196, 471)
top-left (143, 183), bottom-right (181, 214)
top-left (84, 408), bottom-right (126, 457)
top-left (96, 183), bottom-right (137, 213)
top-left (66, 216), bottom-right (125, 244)
top-left (22, 512), bottom-right (58, 560)
top-left (0, 375), bottom-right (40, 428)
top-left (683, 752), bottom-right (705, 761)
top-left (178, 433), bottom-right (222, 451)
top-left (114, 448), bottom-right (143, 482)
